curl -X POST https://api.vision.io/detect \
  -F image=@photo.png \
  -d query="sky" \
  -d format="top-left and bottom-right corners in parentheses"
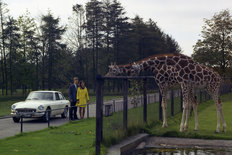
top-left (4, 0), bottom-right (232, 56)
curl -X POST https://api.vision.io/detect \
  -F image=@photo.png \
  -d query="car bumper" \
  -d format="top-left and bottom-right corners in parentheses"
top-left (11, 112), bottom-right (45, 118)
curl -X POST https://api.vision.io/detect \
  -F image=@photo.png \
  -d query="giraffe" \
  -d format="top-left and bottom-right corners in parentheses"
top-left (106, 60), bottom-right (199, 131)
top-left (131, 53), bottom-right (226, 132)
top-left (132, 56), bottom-right (198, 131)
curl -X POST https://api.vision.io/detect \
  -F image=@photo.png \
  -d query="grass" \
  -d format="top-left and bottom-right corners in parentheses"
top-left (0, 118), bottom-right (107, 155)
top-left (0, 92), bottom-right (231, 154)
top-left (147, 93), bottom-right (232, 140)
top-left (0, 95), bottom-right (26, 116)
top-left (102, 95), bottom-right (182, 146)
top-left (102, 92), bottom-right (232, 146)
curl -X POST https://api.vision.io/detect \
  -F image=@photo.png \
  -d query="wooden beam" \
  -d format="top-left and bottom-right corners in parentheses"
top-left (123, 79), bottom-right (128, 130)
top-left (143, 78), bottom-right (147, 123)
top-left (95, 75), bottom-right (104, 155)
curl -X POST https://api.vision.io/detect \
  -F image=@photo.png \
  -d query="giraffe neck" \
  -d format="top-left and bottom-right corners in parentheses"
top-left (118, 65), bottom-right (132, 75)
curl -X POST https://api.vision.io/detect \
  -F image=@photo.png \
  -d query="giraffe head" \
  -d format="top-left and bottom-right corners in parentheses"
top-left (105, 62), bottom-right (121, 77)
top-left (131, 62), bottom-right (142, 76)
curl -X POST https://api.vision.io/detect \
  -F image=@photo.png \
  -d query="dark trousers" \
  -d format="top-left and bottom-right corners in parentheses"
top-left (69, 102), bottom-right (78, 120)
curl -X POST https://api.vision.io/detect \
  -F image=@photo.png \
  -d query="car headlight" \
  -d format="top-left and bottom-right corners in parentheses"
top-left (11, 105), bottom-right (16, 110)
top-left (38, 105), bottom-right (44, 110)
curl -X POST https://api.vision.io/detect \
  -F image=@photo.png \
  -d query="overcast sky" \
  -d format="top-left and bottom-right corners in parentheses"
top-left (4, 0), bottom-right (232, 56)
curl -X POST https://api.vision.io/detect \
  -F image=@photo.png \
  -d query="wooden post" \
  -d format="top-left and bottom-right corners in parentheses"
top-left (199, 90), bottom-right (202, 104)
top-left (95, 75), bottom-right (104, 155)
top-left (171, 90), bottom-right (174, 116)
top-left (204, 91), bottom-right (207, 101)
top-left (20, 115), bottom-right (23, 133)
top-left (180, 89), bottom-right (183, 112)
top-left (159, 91), bottom-right (162, 121)
top-left (123, 79), bottom-right (128, 130)
top-left (87, 104), bottom-right (89, 118)
top-left (113, 100), bottom-right (115, 112)
top-left (143, 78), bottom-right (147, 123)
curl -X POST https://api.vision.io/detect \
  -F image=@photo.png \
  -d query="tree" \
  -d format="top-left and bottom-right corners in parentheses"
top-left (85, 0), bottom-right (104, 88)
top-left (0, 1), bottom-right (8, 95)
top-left (4, 16), bottom-right (20, 95)
top-left (192, 9), bottom-right (232, 75)
top-left (17, 11), bottom-right (37, 93)
top-left (107, 0), bottom-right (128, 63)
top-left (40, 11), bottom-right (66, 90)
top-left (66, 4), bottom-right (87, 81)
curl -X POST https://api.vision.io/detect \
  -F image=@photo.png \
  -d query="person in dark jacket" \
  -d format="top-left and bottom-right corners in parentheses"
top-left (68, 77), bottom-right (79, 120)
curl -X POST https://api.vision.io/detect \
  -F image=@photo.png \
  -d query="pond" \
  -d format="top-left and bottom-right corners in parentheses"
top-left (132, 148), bottom-right (232, 155)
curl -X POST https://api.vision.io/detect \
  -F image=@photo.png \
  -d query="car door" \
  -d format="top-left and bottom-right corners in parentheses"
top-left (58, 93), bottom-right (67, 112)
top-left (54, 92), bottom-right (62, 115)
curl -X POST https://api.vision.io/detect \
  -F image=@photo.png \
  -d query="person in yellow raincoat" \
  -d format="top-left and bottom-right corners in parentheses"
top-left (76, 81), bottom-right (90, 119)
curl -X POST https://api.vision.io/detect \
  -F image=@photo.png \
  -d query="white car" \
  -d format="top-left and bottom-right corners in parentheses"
top-left (11, 91), bottom-right (70, 123)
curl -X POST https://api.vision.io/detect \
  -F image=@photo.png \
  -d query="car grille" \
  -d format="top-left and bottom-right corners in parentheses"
top-left (16, 109), bottom-right (36, 113)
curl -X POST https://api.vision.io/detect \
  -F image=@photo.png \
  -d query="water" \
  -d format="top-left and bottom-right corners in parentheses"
top-left (132, 148), bottom-right (232, 155)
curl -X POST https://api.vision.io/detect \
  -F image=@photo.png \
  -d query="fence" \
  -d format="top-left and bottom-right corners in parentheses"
top-left (95, 75), bottom-right (232, 155)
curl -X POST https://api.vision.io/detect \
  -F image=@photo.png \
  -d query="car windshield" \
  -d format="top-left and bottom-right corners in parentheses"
top-left (26, 92), bottom-right (54, 101)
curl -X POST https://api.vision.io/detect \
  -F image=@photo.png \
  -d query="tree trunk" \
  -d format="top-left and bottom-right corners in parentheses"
top-left (48, 41), bottom-right (53, 90)
top-left (35, 50), bottom-right (39, 90)
top-left (1, 10), bottom-right (7, 95)
top-left (9, 39), bottom-right (13, 95)
top-left (42, 41), bottom-right (45, 90)
top-left (0, 47), bottom-right (5, 95)
top-left (92, 31), bottom-right (95, 91)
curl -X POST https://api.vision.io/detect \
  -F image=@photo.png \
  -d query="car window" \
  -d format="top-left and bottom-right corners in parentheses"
top-left (58, 93), bottom-right (64, 100)
top-left (26, 92), bottom-right (54, 100)
top-left (55, 93), bottom-right (60, 100)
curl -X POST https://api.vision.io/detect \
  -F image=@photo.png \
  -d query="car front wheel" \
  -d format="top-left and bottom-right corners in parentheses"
top-left (13, 117), bottom-right (20, 123)
top-left (61, 106), bottom-right (68, 118)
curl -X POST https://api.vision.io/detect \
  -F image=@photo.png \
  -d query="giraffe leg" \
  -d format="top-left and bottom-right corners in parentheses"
top-left (180, 85), bottom-right (189, 132)
top-left (162, 96), bottom-right (168, 128)
top-left (184, 91), bottom-right (195, 131)
top-left (212, 95), bottom-right (221, 133)
top-left (218, 98), bottom-right (226, 132)
top-left (192, 99), bottom-right (199, 131)
top-left (180, 95), bottom-right (188, 132)
top-left (184, 102), bottom-right (191, 131)
top-left (180, 104), bottom-right (186, 132)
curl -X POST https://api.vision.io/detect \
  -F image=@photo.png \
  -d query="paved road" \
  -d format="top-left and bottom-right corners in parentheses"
top-left (0, 116), bottom-right (69, 139)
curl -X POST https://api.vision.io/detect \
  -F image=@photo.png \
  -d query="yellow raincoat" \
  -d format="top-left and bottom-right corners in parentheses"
top-left (76, 87), bottom-right (90, 108)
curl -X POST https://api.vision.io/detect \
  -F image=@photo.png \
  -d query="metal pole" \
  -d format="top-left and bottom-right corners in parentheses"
top-left (180, 89), bottom-right (183, 112)
top-left (171, 90), bottom-right (174, 116)
top-left (159, 91), bottom-right (162, 121)
top-left (20, 115), bottom-right (23, 133)
top-left (143, 78), bottom-right (147, 123)
top-left (95, 75), bottom-right (104, 155)
top-left (87, 104), bottom-right (89, 118)
top-left (69, 106), bottom-right (71, 120)
top-left (48, 110), bottom-right (50, 127)
top-left (200, 90), bottom-right (202, 104)
top-left (123, 79), bottom-right (128, 130)
top-left (113, 100), bottom-right (115, 112)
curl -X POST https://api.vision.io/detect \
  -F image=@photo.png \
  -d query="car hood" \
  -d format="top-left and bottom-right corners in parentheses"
top-left (13, 100), bottom-right (51, 109)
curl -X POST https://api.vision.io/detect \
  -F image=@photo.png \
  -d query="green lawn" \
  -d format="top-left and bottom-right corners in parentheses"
top-left (102, 92), bottom-right (232, 146)
top-left (0, 93), bottom-right (231, 155)
top-left (147, 93), bottom-right (232, 139)
top-left (102, 95), bottom-right (182, 146)
top-left (0, 95), bottom-right (26, 116)
top-left (0, 118), bottom-right (107, 155)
